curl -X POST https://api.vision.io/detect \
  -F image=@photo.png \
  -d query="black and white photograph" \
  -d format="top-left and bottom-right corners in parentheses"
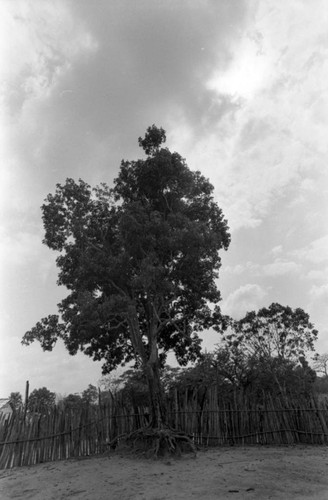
top-left (1, 1), bottom-right (328, 498)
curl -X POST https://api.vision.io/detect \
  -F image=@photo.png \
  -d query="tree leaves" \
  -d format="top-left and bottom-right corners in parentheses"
top-left (22, 315), bottom-right (65, 351)
top-left (138, 124), bottom-right (166, 156)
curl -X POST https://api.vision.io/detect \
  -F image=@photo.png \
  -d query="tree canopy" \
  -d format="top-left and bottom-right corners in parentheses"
top-left (216, 303), bottom-right (318, 398)
top-left (313, 353), bottom-right (328, 377)
top-left (27, 387), bottom-right (56, 413)
top-left (9, 392), bottom-right (23, 412)
top-left (22, 125), bottom-right (230, 428)
top-left (222, 303), bottom-right (318, 362)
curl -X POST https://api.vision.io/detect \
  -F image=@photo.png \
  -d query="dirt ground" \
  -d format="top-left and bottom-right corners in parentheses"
top-left (0, 445), bottom-right (328, 500)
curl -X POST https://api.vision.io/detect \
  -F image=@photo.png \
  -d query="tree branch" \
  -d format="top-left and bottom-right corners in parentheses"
top-left (108, 319), bottom-right (128, 331)
top-left (108, 279), bottom-right (128, 297)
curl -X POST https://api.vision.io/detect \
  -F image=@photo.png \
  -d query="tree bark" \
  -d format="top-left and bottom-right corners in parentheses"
top-left (126, 302), bottom-right (167, 428)
top-left (146, 305), bottom-right (167, 428)
top-left (146, 360), bottom-right (167, 428)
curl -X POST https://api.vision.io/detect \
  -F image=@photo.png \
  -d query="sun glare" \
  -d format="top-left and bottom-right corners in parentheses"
top-left (207, 38), bottom-right (271, 99)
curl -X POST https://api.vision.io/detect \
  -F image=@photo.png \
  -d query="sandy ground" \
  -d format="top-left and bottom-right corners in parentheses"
top-left (0, 446), bottom-right (328, 500)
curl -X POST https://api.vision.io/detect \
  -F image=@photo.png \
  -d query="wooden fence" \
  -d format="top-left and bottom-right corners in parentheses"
top-left (1, 389), bottom-right (328, 469)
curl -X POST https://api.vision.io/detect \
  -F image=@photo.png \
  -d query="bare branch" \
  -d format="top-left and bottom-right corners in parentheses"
top-left (108, 279), bottom-right (128, 297)
top-left (108, 319), bottom-right (128, 331)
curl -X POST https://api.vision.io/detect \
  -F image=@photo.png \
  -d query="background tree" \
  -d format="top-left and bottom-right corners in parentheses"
top-left (99, 365), bottom-right (182, 410)
top-left (82, 384), bottom-right (98, 405)
top-left (312, 353), bottom-right (328, 398)
top-left (114, 369), bottom-right (150, 410)
top-left (22, 125), bottom-right (230, 434)
top-left (27, 387), bottom-right (56, 413)
top-left (160, 365), bottom-right (183, 393)
top-left (222, 303), bottom-right (318, 362)
top-left (62, 393), bottom-right (83, 409)
top-left (313, 353), bottom-right (328, 377)
top-left (313, 376), bottom-right (328, 398)
top-left (168, 354), bottom-right (224, 416)
top-left (98, 374), bottom-right (124, 404)
top-left (61, 386), bottom-right (98, 409)
top-left (8, 392), bottom-right (23, 412)
top-left (218, 303), bottom-right (318, 399)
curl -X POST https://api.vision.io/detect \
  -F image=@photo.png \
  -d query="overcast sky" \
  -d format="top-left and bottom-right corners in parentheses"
top-left (1, 0), bottom-right (328, 398)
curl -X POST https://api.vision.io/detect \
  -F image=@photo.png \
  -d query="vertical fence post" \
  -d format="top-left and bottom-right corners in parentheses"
top-left (311, 395), bottom-right (328, 443)
top-left (23, 381), bottom-right (29, 420)
top-left (173, 388), bottom-right (178, 430)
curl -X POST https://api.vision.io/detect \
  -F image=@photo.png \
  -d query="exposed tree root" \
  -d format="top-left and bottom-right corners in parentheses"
top-left (107, 427), bottom-right (197, 458)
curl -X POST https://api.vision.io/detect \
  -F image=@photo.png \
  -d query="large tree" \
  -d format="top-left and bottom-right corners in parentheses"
top-left (23, 125), bottom-right (230, 434)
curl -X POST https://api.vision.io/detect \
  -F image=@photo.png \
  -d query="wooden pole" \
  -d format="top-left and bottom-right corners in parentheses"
top-left (24, 381), bottom-right (29, 419)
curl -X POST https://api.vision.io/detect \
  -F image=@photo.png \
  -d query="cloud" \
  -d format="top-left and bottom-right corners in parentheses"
top-left (168, 0), bottom-right (328, 231)
top-left (66, 0), bottom-right (249, 134)
top-left (289, 178), bottom-right (318, 207)
top-left (0, 230), bottom-right (44, 270)
top-left (0, 228), bottom-right (56, 304)
top-left (221, 284), bottom-right (268, 319)
top-left (224, 264), bottom-right (245, 275)
top-left (3, 0), bottom-right (250, 155)
top-left (308, 285), bottom-right (328, 340)
top-left (293, 235), bottom-right (328, 264)
top-left (310, 284), bottom-right (328, 301)
top-left (306, 268), bottom-right (328, 282)
top-left (1, 0), bottom-right (253, 230)
top-left (1, 0), bottom-right (100, 226)
top-left (4, 0), bottom-right (327, 237)
top-left (254, 260), bottom-right (301, 277)
top-left (207, 31), bottom-right (271, 99)
top-left (0, 335), bottom-right (103, 396)
top-left (1, 0), bottom-right (98, 116)
top-left (271, 245), bottom-right (283, 257)
top-left (223, 259), bottom-right (301, 277)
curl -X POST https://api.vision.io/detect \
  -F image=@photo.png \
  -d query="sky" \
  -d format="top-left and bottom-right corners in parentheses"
top-left (1, 0), bottom-right (328, 399)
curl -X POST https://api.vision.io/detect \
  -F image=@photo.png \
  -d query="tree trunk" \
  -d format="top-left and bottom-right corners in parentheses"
top-left (146, 306), bottom-right (168, 429)
top-left (126, 302), bottom-right (167, 428)
top-left (146, 360), bottom-right (167, 428)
